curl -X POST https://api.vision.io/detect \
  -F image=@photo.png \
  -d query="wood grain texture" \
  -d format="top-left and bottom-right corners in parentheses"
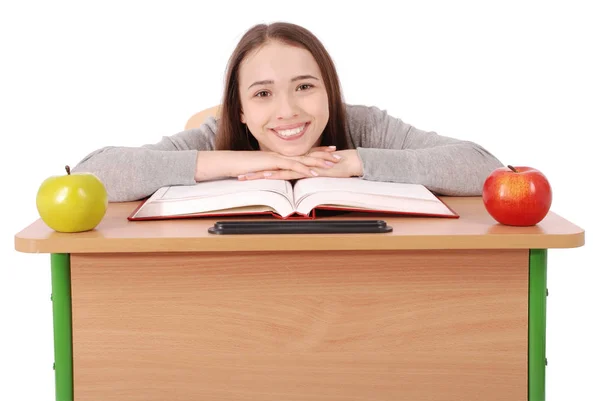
top-left (184, 104), bottom-right (221, 129)
top-left (15, 197), bottom-right (585, 253)
top-left (71, 249), bottom-right (529, 401)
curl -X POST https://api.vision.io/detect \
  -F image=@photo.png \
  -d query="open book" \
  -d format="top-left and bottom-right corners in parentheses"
top-left (128, 177), bottom-right (458, 221)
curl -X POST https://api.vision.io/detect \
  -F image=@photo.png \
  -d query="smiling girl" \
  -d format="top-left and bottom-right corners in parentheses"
top-left (72, 22), bottom-right (503, 202)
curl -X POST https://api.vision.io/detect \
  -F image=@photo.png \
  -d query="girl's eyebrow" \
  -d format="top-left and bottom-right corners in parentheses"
top-left (291, 74), bottom-right (319, 82)
top-left (247, 74), bottom-right (319, 90)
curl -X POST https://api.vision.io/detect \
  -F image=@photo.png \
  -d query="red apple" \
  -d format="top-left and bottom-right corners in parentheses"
top-left (482, 165), bottom-right (552, 226)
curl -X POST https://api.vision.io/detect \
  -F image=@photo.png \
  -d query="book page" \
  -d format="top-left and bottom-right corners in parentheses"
top-left (160, 178), bottom-right (293, 201)
top-left (292, 177), bottom-right (454, 217)
top-left (133, 194), bottom-right (293, 218)
top-left (295, 191), bottom-right (453, 216)
top-left (293, 177), bottom-right (440, 204)
top-left (132, 179), bottom-right (295, 218)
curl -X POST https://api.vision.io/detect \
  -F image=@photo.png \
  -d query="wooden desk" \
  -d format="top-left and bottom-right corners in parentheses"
top-left (14, 197), bottom-right (584, 401)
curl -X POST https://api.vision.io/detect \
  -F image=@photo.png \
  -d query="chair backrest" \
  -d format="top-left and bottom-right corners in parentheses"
top-left (184, 105), bottom-right (221, 130)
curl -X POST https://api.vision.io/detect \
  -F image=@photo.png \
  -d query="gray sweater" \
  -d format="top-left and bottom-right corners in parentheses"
top-left (72, 104), bottom-right (504, 202)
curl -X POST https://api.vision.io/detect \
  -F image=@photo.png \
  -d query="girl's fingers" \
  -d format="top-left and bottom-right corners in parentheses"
top-left (267, 170), bottom-right (308, 180)
top-left (279, 159), bottom-right (320, 176)
top-left (286, 155), bottom-right (335, 169)
top-left (306, 151), bottom-right (342, 164)
top-left (310, 145), bottom-right (337, 153)
top-left (238, 151), bottom-right (340, 181)
top-left (238, 170), bottom-right (309, 181)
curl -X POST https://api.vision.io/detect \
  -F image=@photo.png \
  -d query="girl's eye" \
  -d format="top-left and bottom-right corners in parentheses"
top-left (297, 83), bottom-right (314, 91)
top-left (255, 91), bottom-right (270, 98)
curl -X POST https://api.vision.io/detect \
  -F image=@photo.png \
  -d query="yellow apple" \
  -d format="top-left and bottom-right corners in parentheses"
top-left (36, 165), bottom-right (108, 233)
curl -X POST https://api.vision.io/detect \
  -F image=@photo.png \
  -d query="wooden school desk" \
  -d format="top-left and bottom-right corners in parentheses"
top-left (14, 197), bottom-right (584, 401)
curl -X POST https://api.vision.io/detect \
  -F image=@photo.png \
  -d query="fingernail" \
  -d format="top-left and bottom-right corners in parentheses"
top-left (333, 154), bottom-right (341, 160)
top-left (328, 146), bottom-right (336, 149)
top-left (237, 175), bottom-right (246, 180)
top-left (324, 161), bottom-right (334, 167)
top-left (310, 170), bottom-right (319, 176)
top-left (263, 172), bottom-right (272, 177)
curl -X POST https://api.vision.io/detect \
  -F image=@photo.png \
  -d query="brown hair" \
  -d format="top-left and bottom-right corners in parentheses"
top-left (215, 22), bottom-right (349, 151)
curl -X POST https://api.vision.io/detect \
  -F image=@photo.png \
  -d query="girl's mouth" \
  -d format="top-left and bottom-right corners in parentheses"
top-left (271, 122), bottom-right (310, 141)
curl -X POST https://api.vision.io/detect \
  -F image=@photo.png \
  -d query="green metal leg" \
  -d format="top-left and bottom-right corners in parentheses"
top-left (529, 249), bottom-right (548, 401)
top-left (51, 254), bottom-right (73, 401)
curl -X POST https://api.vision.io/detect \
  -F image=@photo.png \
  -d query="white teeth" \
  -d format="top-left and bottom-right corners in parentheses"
top-left (275, 124), bottom-right (305, 137)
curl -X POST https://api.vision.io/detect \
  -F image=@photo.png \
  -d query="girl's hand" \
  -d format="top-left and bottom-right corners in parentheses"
top-left (239, 149), bottom-right (363, 181)
top-left (195, 148), bottom-right (340, 182)
top-left (235, 145), bottom-right (338, 181)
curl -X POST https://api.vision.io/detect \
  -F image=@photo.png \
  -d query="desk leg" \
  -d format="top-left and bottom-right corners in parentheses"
top-left (51, 253), bottom-right (74, 401)
top-left (529, 249), bottom-right (548, 401)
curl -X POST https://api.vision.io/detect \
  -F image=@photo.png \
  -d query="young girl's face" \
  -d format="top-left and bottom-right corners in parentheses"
top-left (238, 41), bottom-right (329, 156)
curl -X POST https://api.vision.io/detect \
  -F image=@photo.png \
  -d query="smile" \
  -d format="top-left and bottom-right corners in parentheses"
top-left (271, 122), bottom-right (310, 141)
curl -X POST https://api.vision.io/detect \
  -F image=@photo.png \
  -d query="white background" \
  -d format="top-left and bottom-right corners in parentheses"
top-left (1, 1), bottom-right (598, 400)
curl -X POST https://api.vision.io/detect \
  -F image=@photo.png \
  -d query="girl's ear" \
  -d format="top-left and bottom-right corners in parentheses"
top-left (240, 112), bottom-right (246, 124)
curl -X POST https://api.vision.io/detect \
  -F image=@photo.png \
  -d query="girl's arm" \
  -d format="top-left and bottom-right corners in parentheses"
top-left (71, 116), bottom-right (338, 202)
top-left (347, 105), bottom-right (504, 196)
top-left (71, 118), bottom-right (219, 202)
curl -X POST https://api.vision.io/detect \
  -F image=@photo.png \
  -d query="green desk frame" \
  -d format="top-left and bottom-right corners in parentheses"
top-left (48, 249), bottom-right (549, 401)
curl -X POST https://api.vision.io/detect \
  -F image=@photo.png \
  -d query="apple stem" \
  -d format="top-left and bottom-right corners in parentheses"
top-left (65, 165), bottom-right (71, 175)
top-left (507, 165), bottom-right (518, 173)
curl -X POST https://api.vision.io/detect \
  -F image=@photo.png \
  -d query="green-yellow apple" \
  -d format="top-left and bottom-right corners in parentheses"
top-left (36, 165), bottom-right (108, 233)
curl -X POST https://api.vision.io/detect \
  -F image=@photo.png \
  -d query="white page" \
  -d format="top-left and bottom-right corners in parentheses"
top-left (132, 178), bottom-right (295, 218)
top-left (133, 190), bottom-right (295, 218)
top-left (292, 177), bottom-right (440, 205)
top-left (295, 191), bottom-right (452, 216)
top-left (159, 178), bottom-right (292, 201)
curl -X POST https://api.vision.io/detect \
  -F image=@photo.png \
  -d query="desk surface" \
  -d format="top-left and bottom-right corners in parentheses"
top-left (14, 197), bottom-right (584, 253)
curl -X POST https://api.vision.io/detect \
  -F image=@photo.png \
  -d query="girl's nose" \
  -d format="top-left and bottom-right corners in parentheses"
top-left (276, 96), bottom-right (298, 120)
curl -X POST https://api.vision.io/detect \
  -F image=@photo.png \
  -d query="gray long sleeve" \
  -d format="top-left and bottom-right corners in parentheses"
top-left (71, 118), bottom-right (219, 202)
top-left (346, 105), bottom-right (504, 196)
top-left (72, 104), bottom-right (504, 202)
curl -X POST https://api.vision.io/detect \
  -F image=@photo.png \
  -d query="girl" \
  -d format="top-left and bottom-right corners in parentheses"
top-left (72, 22), bottom-right (503, 202)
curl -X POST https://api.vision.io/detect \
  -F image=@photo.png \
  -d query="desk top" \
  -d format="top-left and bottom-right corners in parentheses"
top-left (14, 197), bottom-right (585, 253)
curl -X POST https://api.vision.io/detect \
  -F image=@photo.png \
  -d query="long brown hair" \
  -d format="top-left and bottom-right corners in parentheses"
top-left (215, 22), bottom-right (349, 151)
